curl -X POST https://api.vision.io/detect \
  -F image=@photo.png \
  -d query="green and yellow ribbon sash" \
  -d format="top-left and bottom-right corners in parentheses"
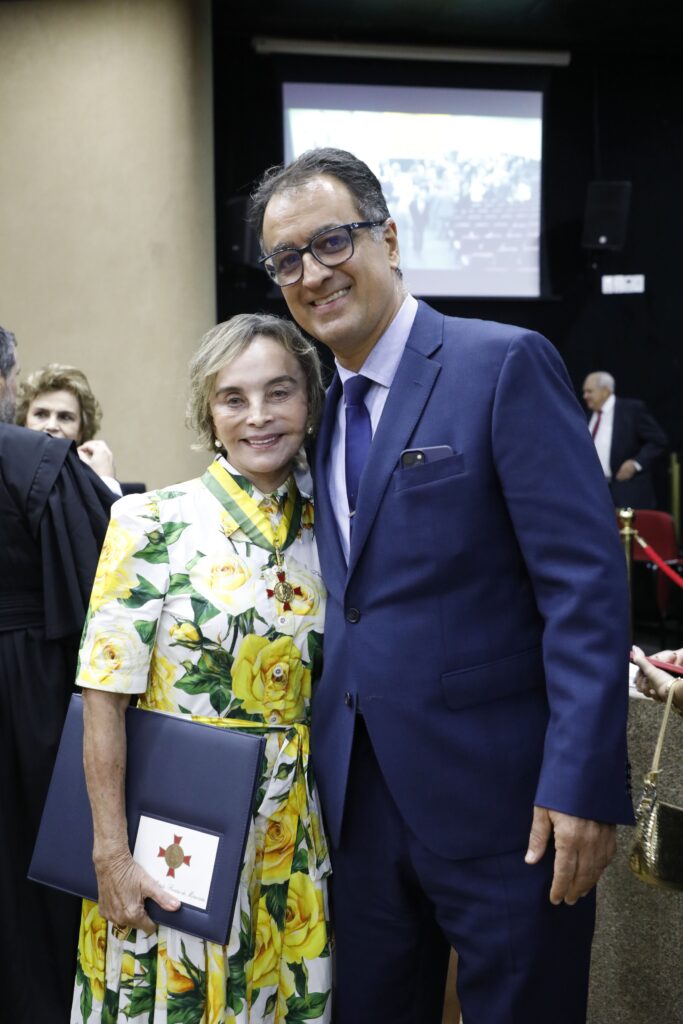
top-left (203, 460), bottom-right (302, 553)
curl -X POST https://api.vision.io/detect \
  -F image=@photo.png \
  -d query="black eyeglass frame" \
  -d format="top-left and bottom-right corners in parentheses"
top-left (259, 220), bottom-right (386, 286)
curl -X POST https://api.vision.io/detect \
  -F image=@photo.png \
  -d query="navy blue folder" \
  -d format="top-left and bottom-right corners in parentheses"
top-left (29, 694), bottom-right (266, 944)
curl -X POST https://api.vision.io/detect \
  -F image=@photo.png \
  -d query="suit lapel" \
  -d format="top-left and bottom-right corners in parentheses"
top-left (313, 374), bottom-right (347, 598)
top-left (346, 302), bottom-right (444, 581)
top-left (610, 397), bottom-right (622, 474)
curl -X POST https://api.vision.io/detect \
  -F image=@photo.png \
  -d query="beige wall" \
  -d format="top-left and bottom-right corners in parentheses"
top-left (0, 0), bottom-right (215, 488)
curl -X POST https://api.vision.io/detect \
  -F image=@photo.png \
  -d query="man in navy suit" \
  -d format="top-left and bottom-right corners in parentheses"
top-left (583, 370), bottom-right (668, 509)
top-left (251, 150), bottom-right (632, 1024)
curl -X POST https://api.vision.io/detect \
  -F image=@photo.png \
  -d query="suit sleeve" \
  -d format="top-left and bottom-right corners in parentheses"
top-left (631, 400), bottom-right (668, 468)
top-left (37, 446), bottom-right (115, 640)
top-left (491, 332), bottom-right (632, 823)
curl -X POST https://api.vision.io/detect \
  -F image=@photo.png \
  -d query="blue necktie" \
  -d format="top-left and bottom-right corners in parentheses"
top-left (344, 374), bottom-right (373, 516)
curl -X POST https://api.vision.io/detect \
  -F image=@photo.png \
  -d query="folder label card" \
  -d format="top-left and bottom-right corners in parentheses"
top-left (132, 816), bottom-right (220, 911)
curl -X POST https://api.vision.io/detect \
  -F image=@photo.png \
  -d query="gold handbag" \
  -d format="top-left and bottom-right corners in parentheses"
top-left (630, 680), bottom-right (683, 891)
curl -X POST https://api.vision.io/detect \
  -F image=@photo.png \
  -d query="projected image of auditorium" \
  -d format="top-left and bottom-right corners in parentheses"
top-left (283, 82), bottom-right (543, 299)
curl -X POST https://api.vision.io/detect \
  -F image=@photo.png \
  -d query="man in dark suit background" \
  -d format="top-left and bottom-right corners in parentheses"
top-left (251, 150), bottom-right (632, 1024)
top-left (583, 370), bottom-right (668, 509)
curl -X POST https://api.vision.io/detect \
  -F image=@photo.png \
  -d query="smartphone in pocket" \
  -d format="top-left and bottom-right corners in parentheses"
top-left (400, 445), bottom-right (453, 469)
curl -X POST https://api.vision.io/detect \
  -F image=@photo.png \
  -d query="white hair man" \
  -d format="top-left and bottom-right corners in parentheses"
top-left (583, 370), bottom-right (668, 508)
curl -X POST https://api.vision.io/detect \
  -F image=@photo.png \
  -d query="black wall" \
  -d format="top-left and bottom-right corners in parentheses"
top-left (213, 34), bottom-right (682, 454)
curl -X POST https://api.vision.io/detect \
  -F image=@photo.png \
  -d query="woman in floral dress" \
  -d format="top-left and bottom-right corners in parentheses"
top-left (71, 313), bottom-right (331, 1024)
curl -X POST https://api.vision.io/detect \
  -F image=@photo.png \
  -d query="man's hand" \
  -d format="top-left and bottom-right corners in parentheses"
top-left (525, 806), bottom-right (616, 905)
top-left (615, 459), bottom-right (638, 481)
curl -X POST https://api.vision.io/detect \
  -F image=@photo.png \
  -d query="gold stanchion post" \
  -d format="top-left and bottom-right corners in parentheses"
top-left (670, 452), bottom-right (680, 545)
top-left (618, 507), bottom-right (636, 641)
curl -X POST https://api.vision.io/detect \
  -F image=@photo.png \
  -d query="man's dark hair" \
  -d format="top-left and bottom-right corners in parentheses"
top-left (0, 326), bottom-right (17, 380)
top-left (250, 148), bottom-right (391, 243)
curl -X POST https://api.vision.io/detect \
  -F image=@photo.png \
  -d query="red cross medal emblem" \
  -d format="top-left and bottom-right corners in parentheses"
top-left (158, 834), bottom-right (191, 877)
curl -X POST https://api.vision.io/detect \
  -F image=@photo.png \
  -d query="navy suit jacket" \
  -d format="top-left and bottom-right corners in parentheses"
top-left (311, 301), bottom-right (633, 860)
top-left (608, 397), bottom-right (668, 509)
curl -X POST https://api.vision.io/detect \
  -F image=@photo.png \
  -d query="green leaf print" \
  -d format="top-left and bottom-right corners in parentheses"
top-left (125, 983), bottom-right (155, 1018)
top-left (166, 946), bottom-right (207, 1024)
top-left (168, 572), bottom-right (195, 595)
top-left (307, 630), bottom-right (324, 681)
top-left (291, 846), bottom-right (309, 874)
top-left (155, 488), bottom-right (185, 500)
top-left (265, 882), bottom-right (288, 931)
top-left (291, 960), bottom-right (309, 997)
top-left (199, 646), bottom-right (233, 675)
top-left (175, 667), bottom-right (231, 714)
top-left (79, 975), bottom-right (93, 1023)
top-left (101, 987), bottom-right (119, 1024)
top-left (191, 594), bottom-right (222, 626)
top-left (285, 991), bottom-right (330, 1022)
top-left (264, 992), bottom-right (278, 1015)
top-left (136, 530), bottom-right (169, 564)
top-left (275, 760), bottom-right (295, 781)
top-left (121, 575), bottom-right (164, 608)
top-left (134, 619), bottom-right (157, 648)
top-left (231, 608), bottom-right (256, 637)
top-left (168, 992), bottom-right (206, 1023)
top-left (185, 550), bottom-right (205, 572)
top-left (163, 521), bottom-right (191, 547)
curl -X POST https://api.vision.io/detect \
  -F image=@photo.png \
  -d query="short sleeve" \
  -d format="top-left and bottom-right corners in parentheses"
top-left (77, 491), bottom-right (170, 694)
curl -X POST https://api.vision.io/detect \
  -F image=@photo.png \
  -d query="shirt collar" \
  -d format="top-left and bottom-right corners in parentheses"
top-left (599, 393), bottom-right (616, 416)
top-left (335, 294), bottom-right (418, 389)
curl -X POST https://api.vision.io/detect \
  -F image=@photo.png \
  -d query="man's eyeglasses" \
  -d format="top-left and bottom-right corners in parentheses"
top-left (259, 221), bottom-right (386, 287)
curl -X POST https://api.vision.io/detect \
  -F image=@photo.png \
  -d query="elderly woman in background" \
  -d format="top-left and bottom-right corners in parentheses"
top-left (16, 362), bottom-right (116, 479)
top-left (71, 313), bottom-right (332, 1024)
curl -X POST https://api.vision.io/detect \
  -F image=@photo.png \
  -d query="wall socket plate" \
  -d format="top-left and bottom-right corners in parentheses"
top-left (601, 274), bottom-right (645, 294)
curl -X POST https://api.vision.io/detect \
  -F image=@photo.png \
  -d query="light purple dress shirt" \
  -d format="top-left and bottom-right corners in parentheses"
top-left (328, 294), bottom-right (418, 561)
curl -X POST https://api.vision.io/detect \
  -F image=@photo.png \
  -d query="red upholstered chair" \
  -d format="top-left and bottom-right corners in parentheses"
top-left (629, 510), bottom-right (683, 631)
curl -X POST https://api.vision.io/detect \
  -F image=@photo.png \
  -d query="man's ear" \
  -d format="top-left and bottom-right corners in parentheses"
top-left (384, 219), bottom-right (400, 269)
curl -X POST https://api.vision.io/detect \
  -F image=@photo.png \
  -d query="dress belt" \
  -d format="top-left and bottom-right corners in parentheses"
top-left (0, 591), bottom-right (44, 631)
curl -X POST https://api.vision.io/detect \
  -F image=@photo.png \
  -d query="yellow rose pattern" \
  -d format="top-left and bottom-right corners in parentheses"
top-left (72, 459), bottom-right (331, 1024)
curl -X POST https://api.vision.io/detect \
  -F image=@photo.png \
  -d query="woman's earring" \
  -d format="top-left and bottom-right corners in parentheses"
top-left (214, 438), bottom-right (222, 449)
top-left (306, 424), bottom-right (314, 436)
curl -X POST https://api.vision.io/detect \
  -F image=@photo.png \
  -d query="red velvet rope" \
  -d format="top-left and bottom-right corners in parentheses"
top-left (635, 535), bottom-right (683, 590)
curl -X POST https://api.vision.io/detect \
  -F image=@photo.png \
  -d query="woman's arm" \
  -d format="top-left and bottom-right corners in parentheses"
top-left (632, 645), bottom-right (683, 711)
top-left (83, 688), bottom-right (180, 934)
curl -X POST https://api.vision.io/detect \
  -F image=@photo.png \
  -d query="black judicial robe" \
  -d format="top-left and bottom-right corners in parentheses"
top-left (0, 423), bottom-right (114, 1022)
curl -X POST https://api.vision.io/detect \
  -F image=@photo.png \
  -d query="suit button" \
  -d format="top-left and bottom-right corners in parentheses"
top-left (344, 692), bottom-right (354, 707)
top-left (346, 608), bottom-right (361, 623)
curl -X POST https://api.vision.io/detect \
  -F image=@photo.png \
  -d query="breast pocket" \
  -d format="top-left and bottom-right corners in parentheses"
top-left (394, 452), bottom-right (466, 492)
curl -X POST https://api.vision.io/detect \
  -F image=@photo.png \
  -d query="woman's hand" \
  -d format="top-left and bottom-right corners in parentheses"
top-left (77, 439), bottom-right (116, 478)
top-left (82, 689), bottom-right (179, 938)
top-left (632, 645), bottom-right (683, 710)
top-left (94, 847), bottom-right (180, 935)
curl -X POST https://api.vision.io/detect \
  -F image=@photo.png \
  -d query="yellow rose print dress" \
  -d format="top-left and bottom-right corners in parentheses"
top-left (71, 456), bottom-right (331, 1024)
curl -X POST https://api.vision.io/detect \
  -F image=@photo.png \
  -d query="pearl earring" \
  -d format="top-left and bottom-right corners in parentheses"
top-left (214, 438), bottom-right (222, 448)
top-left (306, 424), bottom-right (314, 436)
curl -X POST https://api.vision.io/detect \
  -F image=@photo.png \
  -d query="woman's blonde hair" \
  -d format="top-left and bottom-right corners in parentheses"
top-left (15, 363), bottom-right (102, 442)
top-left (187, 313), bottom-right (324, 452)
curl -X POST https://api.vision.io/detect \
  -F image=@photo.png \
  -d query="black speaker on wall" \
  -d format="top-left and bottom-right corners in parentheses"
top-left (223, 196), bottom-right (261, 268)
top-left (581, 181), bottom-right (632, 251)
